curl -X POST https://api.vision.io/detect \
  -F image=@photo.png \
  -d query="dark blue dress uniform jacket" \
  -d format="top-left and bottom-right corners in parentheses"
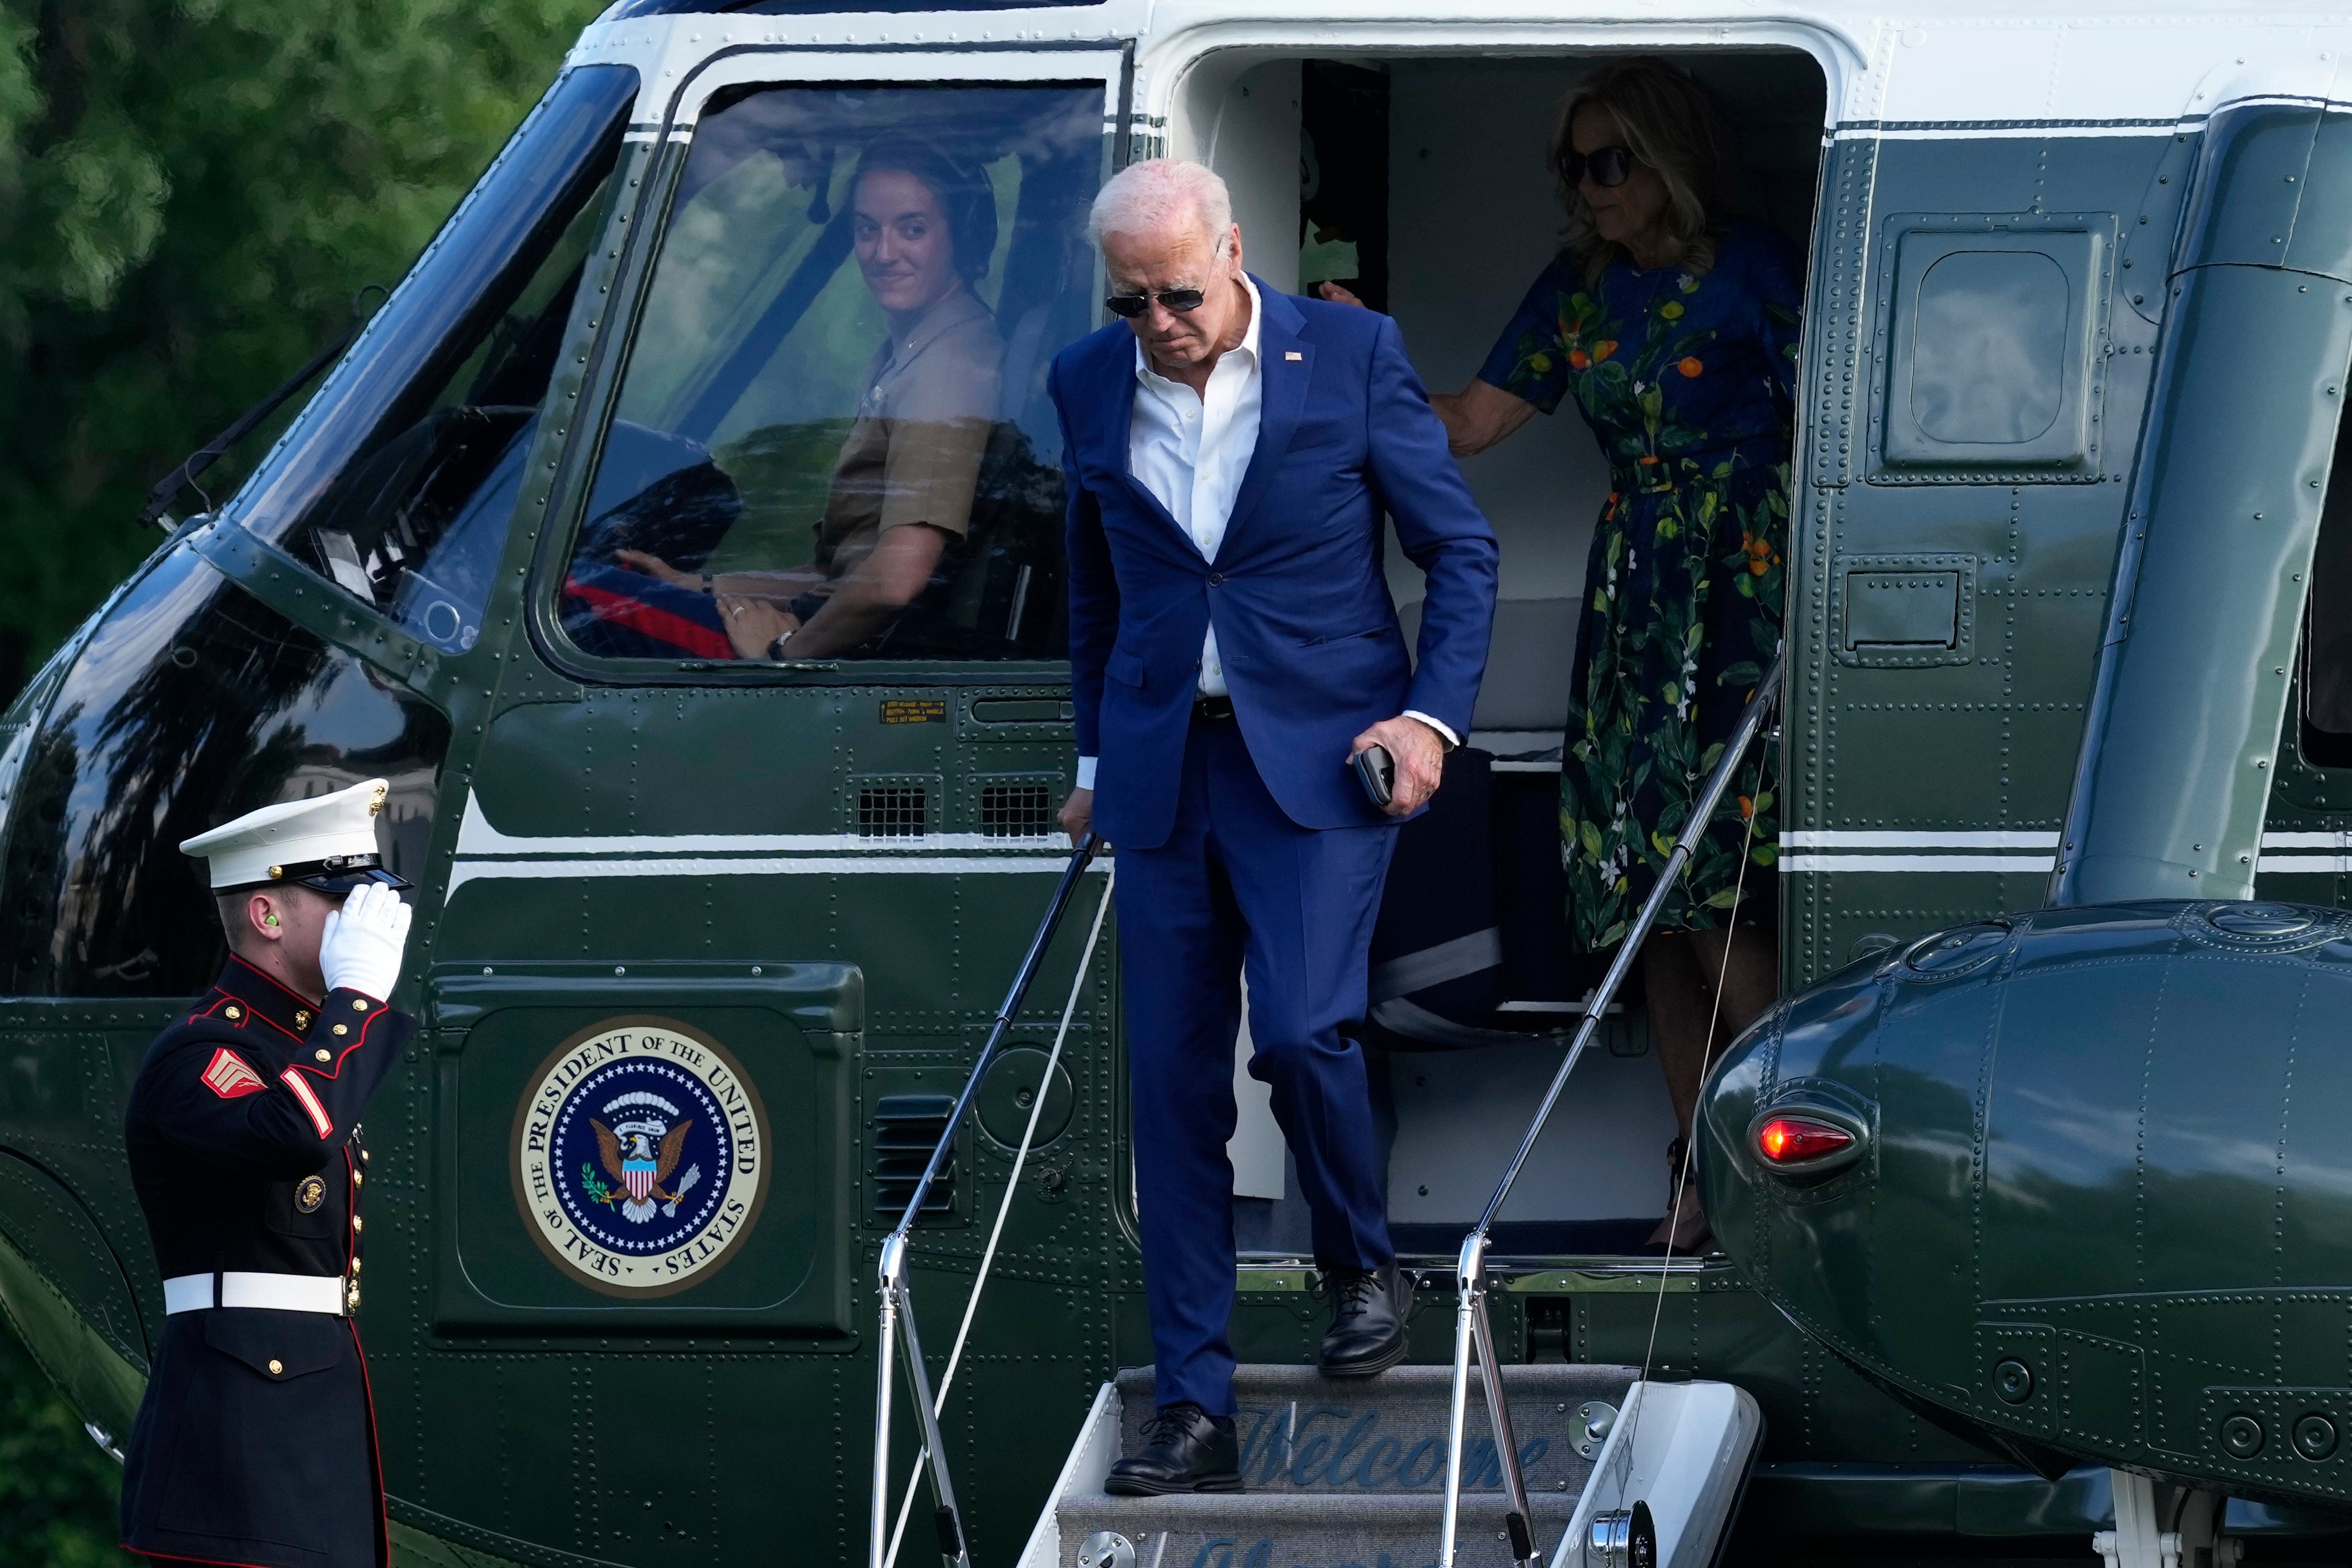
top-left (118, 957), bottom-right (416, 1568)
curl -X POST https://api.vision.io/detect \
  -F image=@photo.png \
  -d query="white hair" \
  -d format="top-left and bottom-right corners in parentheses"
top-left (1088, 158), bottom-right (1234, 252)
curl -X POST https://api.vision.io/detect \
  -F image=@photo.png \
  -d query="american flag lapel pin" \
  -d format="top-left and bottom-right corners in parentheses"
top-left (1285, 350), bottom-right (1303, 361)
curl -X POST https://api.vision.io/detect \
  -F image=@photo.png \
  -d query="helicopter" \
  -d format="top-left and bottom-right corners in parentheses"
top-left (5, 0), bottom-right (2352, 1563)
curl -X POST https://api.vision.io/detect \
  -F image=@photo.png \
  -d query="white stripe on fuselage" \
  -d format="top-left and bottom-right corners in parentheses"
top-left (453, 794), bottom-right (1061, 857)
top-left (443, 790), bottom-right (1088, 897)
top-left (1782, 832), bottom-right (2352, 875)
top-left (445, 855), bottom-right (1098, 897)
top-left (1784, 831), bottom-right (2060, 849)
top-left (1782, 854), bottom-right (2055, 873)
top-left (1780, 830), bottom-right (2056, 872)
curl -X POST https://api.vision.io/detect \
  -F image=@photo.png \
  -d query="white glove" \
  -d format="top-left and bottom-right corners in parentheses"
top-left (318, 881), bottom-right (412, 1001)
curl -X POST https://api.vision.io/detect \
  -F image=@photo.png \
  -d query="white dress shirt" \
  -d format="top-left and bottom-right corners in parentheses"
top-left (1131, 272), bottom-right (1266, 703)
top-left (1074, 275), bottom-right (1452, 792)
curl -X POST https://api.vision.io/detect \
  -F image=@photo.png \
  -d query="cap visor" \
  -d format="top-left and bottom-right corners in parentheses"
top-left (294, 866), bottom-right (412, 894)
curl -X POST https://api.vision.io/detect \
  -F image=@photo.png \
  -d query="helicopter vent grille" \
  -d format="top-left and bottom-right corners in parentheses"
top-left (979, 784), bottom-right (1055, 839)
top-left (856, 785), bottom-right (928, 839)
top-left (872, 1094), bottom-right (956, 1221)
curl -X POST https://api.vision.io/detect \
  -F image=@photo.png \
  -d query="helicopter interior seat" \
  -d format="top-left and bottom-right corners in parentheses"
top-left (865, 298), bottom-right (1064, 658)
top-left (1361, 596), bottom-right (1612, 1052)
top-left (871, 201), bottom-right (1096, 660)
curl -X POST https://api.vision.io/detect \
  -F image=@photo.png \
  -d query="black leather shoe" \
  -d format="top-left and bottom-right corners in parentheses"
top-left (1319, 1262), bottom-right (1408, 1377)
top-left (1104, 1402), bottom-right (1243, 1495)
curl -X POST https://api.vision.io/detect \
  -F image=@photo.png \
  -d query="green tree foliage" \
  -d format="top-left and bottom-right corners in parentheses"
top-left (0, 0), bottom-right (604, 694)
top-left (0, 1323), bottom-right (131, 1566)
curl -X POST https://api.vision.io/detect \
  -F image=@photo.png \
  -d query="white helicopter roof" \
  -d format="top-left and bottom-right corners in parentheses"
top-left (571, 0), bottom-right (2352, 133)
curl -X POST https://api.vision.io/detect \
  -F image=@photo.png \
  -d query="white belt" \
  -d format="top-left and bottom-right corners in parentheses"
top-left (163, 1272), bottom-right (346, 1316)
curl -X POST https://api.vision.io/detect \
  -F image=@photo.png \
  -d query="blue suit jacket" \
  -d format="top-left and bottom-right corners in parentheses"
top-left (1052, 280), bottom-right (1499, 851)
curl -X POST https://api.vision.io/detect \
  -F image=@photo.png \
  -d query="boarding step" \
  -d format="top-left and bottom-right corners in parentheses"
top-left (1019, 1364), bottom-right (1762, 1568)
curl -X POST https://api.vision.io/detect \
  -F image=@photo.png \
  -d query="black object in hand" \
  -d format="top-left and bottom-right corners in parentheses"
top-left (1353, 744), bottom-right (1395, 808)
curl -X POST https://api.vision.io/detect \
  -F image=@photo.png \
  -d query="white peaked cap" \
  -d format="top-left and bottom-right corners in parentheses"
top-left (180, 779), bottom-right (392, 891)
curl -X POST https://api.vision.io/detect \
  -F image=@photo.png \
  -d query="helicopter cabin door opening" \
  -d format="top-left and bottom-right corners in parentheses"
top-left (1170, 49), bottom-right (1828, 1261)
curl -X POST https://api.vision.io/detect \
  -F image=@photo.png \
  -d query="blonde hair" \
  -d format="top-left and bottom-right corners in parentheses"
top-left (1551, 58), bottom-right (1730, 286)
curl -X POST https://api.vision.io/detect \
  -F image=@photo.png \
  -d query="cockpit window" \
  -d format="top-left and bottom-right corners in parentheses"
top-left (228, 64), bottom-right (638, 655)
top-left (555, 83), bottom-right (1103, 667)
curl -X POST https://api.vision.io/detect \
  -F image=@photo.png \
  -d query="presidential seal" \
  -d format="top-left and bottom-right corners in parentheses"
top-left (513, 1017), bottom-right (766, 1295)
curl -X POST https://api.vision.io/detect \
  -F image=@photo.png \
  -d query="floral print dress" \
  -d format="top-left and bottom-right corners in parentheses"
top-left (1477, 224), bottom-right (1801, 952)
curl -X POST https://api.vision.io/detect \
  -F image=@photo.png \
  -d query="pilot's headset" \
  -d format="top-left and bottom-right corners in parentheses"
top-left (850, 137), bottom-right (1001, 287)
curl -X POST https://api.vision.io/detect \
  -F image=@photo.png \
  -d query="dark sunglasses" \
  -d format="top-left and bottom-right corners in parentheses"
top-left (1561, 144), bottom-right (1636, 189)
top-left (1104, 286), bottom-right (1209, 319)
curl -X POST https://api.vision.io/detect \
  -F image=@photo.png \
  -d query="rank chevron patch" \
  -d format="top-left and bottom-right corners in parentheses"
top-left (201, 1048), bottom-right (266, 1100)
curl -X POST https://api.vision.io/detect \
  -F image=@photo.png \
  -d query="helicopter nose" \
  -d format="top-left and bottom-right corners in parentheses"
top-left (1700, 929), bottom-right (1984, 1400)
top-left (1704, 902), bottom-right (2352, 1491)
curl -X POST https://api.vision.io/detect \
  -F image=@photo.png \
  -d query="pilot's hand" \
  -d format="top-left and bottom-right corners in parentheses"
top-left (319, 882), bottom-right (412, 1001)
top-left (616, 550), bottom-right (696, 587)
top-left (1315, 282), bottom-right (1367, 309)
top-left (717, 595), bottom-right (797, 660)
top-left (1059, 787), bottom-right (1095, 848)
top-left (1351, 715), bottom-right (1447, 818)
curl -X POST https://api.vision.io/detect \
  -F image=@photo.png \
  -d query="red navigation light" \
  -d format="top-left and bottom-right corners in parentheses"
top-left (1757, 1116), bottom-right (1854, 1165)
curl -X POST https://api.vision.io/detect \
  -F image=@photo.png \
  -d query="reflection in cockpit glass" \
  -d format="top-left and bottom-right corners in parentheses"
top-left (304, 175), bottom-right (614, 655)
top-left (244, 65), bottom-right (638, 656)
top-left (560, 84), bottom-right (1102, 664)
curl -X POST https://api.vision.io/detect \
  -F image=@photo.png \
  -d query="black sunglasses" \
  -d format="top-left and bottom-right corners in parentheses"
top-left (1561, 144), bottom-right (1636, 189)
top-left (1104, 286), bottom-right (1209, 319)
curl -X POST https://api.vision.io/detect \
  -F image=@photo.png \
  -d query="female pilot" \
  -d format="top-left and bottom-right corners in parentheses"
top-left (619, 138), bottom-right (1003, 659)
top-left (1329, 58), bottom-right (1799, 1252)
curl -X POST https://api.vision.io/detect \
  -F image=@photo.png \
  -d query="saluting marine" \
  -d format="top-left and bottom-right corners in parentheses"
top-left (116, 779), bottom-right (416, 1568)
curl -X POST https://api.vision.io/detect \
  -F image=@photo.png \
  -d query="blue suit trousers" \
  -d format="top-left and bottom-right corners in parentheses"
top-left (1116, 716), bottom-right (1397, 1415)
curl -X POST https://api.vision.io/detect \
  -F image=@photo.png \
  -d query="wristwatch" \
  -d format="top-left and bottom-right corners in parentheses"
top-left (767, 632), bottom-right (792, 661)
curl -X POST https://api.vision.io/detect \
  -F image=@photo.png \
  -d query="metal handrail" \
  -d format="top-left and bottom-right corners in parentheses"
top-left (1436, 651), bottom-right (1784, 1568)
top-left (880, 860), bottom-right (1118, 1566)
top-left (870, 834), bottom-right (1100, 1568)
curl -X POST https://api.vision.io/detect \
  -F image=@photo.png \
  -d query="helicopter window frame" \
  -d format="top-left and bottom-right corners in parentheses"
top-left (525, 48), bottom-right (1128, 690)
top-left (221, 65), bottom-right (642, 651)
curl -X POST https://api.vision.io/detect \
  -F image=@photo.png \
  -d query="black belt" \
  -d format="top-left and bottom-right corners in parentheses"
top-left (1192, 694), bottom-right (1235, 723)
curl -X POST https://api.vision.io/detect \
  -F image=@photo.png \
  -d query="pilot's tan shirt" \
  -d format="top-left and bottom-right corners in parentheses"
top-left (813, 287), bottom-right (1004, 584)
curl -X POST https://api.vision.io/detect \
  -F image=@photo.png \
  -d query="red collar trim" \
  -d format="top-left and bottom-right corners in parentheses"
top-left (210, 959), bottom-right (322, 1042)
top-left (227, 955), bottom-right (316, 1007)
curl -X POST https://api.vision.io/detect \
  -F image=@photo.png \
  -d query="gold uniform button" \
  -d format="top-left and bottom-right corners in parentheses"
top-left (225, 1005), bottom-right (242, 1020)
top-left (314, 1049), bottom-right (331, 1062)
top-left (331, 1024), bottom-right (348, 1036)
top-left (350, 1257), bottom-right (362, 1275)
top-left (352, 998), bottom-right (368, 1011)
top-left (351, 1170), bottom-right (363, 1186)
top-left (267, 1359), bottom-right (283, 1376)
top-left (360, 1149), bottom-right (371, 1162)
top-left (351, 1216), bottom-right (363, 1232)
